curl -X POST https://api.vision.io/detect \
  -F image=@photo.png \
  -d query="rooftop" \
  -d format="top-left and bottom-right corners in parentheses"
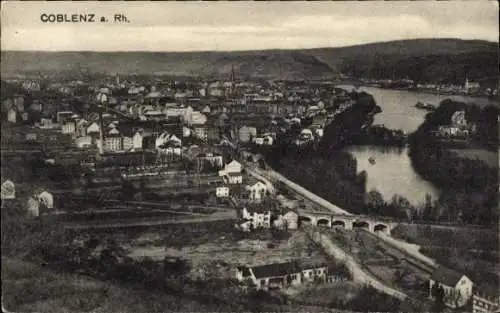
top-left (431, 266), bottom-right (466, 287)
top-left (251, 261), bottom-right (302, 279)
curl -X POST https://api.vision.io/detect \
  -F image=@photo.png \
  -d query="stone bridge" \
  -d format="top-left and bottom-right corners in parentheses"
top-left (298, 212), bottom-right (398, 235)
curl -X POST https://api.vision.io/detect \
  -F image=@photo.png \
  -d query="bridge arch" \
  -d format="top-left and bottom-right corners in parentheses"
top-left (352, 220), bottom-right (370, 230)
top-left (332, 220), bottom-right (346, 228)
top-left (298, 215), bottom-right (312, 226)
top-left (373, 223), bottom-right (388, 233)
top-left (316, 218), bottom-right (331, 227)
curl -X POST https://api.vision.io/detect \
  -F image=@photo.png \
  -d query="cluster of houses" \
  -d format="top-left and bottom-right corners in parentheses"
top-left (3, 75), bottom-right (360, 151)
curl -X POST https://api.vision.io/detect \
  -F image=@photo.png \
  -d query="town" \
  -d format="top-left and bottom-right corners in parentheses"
top-left (2, 66), bottom-right (498, 313)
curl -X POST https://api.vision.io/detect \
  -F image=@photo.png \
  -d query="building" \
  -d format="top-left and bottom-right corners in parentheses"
top-left (26, 133), bottom-right (37, 141)
top-left (245, 181), bottom-right (271, 201)
top-left (86, 121), bottom-right (101, 135)
top-left (273, 210), bottom-right (299, 230)
top-left (219, 160), bottom-right (242, 176)
top-left (235, 261), bottom-right (329, 290)
top-left (196, 152), bottom-right (224, 171)
top-left (193, 125), bottom-right (208, 141)
top-left (238, 126), bottom-right (257, 143)
top-left (132, 130), bottom-right (144, 151)
top-left (429, 267), bottom-right (474, 308)
top-left (61, 120), bottom-right (76, 135)
top-left (240, 204), bottom-right (272, 230)
top-left (57, 111), bottom-right (74, 124)
top-left (1, 180), bottom-right (16, 200)
top-left (98, 133), bottom-right (123, 152)
top-left (451, 110), bottom-right (468, 127)
top-left (37, 191), bottom-right (55, 211)
top-left (7, 107), bottom-right (18, 123)
top-left (473, 289), bottom-right (500, 313)
top-left (223, 172), bottom-right (243, 185)
top-left (75, 136), bottom-right (93, 148)
top-left (216, 186), bottom-right (230, 198)
top-left (26, 197), bottom-right (40, 217)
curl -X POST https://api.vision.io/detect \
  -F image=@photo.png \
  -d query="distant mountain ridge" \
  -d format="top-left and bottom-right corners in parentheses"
top-left (306, 39), bottom-right (498, 84)
top-left (1, 38), bottom-right (497, 82)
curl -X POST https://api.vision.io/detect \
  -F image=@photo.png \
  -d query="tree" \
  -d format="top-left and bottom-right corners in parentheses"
top-left (366, 189), bottom-right (385, 209)
top-left (432, 282), bottom-right (446, 313)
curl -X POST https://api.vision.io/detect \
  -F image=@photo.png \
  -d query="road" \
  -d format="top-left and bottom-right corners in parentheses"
top-left (304, 226), bottom-right (408, 301)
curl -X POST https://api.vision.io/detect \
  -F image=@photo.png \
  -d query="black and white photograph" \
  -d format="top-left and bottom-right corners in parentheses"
top-left (1, 1), bottom-right (499, 312)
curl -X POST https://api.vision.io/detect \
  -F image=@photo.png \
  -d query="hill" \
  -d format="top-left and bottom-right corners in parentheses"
top-left (1, 39), bottom-right (497, 83)
top-left (307, 39), bottom-right (498, 84)
top-left (0, 50), bottom-right (336, 80)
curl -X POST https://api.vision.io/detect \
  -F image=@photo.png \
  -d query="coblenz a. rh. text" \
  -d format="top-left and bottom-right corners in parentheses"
top-left (40, 13), bottom-right (96, 23)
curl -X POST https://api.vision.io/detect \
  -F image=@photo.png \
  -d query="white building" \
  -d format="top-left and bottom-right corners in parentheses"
top-left (245, 181), bottom-right (271, 201)
top-left (7, 107), bottom-right (18, 123)
top-left (273, 211), bottom-right (299, 230)
top-left (196, 153), bottom-right (223, 168)
top-left (62, 120), bottom-right (76, 135)
top-left (75, 136), bottom-right (93, 148)
top-left (219, 160), bottom-right (242, 176)
top-left (1, 180), bottom-right (16, 200)
top-left (132, 130), bottom-right (144, 150)
top-left (216, 186), bottom-right (230, 198)
top-left (37, 191), bottom-right (55, 210)
top-left (86, 121), bottom-right (101, 134)
top-left (224, 172), bottom-right (243, 185)
top-left (240, 205), bottom-right (271, 230)
top-left (235, 261), bottom-right (328, 290)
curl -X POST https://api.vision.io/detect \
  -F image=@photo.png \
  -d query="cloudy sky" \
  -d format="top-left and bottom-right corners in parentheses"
top-left (1, 1), bottom-right (498, 51)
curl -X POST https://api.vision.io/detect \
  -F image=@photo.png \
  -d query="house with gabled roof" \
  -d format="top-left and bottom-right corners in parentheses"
top-left (429, 266), bottom-right (474, 308)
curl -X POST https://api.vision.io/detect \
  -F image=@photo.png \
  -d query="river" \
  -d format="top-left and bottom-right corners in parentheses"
top-left (338, 85), bottom-right (498, 133)
top-left (337, 86), bottom-right (498, 204)
top-left (345, 145), bottom-right (440, 205)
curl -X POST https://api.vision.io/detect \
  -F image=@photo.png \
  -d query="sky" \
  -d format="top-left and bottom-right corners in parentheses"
top-left (1, 1), bottom-right (498, 52)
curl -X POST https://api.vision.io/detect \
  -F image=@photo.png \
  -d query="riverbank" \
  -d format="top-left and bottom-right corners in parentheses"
top-left (360, 84), bottom-right (497, 101)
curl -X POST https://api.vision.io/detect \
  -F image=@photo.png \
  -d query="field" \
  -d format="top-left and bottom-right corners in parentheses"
top-left (286, 281), bottom-right (361, 305)
top-left (125, 230), bottom-right (329, 280)
top-left (449, 148), bottom-right (498, 168)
